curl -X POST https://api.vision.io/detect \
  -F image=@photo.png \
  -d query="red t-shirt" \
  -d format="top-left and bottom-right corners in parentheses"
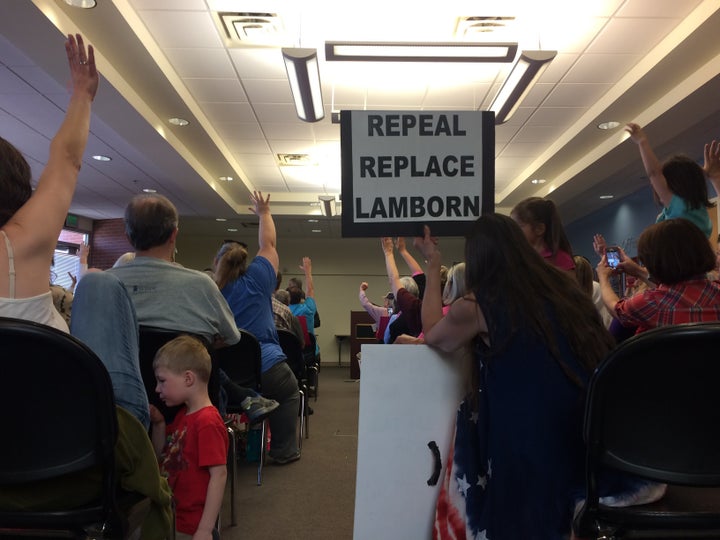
top-left (161, 405), bottom-right (228, 534)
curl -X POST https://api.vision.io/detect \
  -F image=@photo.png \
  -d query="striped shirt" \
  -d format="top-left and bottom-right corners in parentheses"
top-left (615, 278), bottom-right (720, 334)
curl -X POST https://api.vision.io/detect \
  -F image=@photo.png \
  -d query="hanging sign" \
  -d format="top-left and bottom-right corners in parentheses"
top-left (340, 110), bottom-right (494, 237)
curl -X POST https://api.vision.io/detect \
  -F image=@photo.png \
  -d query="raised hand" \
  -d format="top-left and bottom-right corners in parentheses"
top-left (249, 190), bottom-right (271, 215)
top-left (65, 34), bottom-right (98, 101)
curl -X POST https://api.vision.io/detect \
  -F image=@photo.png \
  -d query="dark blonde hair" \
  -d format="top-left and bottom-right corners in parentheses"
top-left (214, 243), bottom-right (249, 290)
top-left (153, 335), bottom-right (212, 383)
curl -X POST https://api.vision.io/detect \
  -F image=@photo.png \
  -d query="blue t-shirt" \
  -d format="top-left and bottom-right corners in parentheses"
top-left (657, 194), bottom-right (712, 238)
top-left (290, 297), bottom-right (319, 355)
top-left (220, 256), bottom-right (285, 373)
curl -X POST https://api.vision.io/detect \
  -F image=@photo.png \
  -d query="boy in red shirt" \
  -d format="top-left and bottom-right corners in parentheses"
top-left (149, 335), bottom-right (228, 540)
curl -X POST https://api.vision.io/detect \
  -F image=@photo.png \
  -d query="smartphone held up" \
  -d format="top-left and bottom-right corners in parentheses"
top-left (606, 247), bottom-right (621, 269)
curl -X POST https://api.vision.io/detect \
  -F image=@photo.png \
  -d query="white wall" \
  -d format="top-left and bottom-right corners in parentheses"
top-left (175, 234), bottom-right (466, 365)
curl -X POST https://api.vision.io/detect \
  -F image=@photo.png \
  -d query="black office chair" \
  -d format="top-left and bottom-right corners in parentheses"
top-left (304, 332), bottom-right (320, 401)
top-left (277, 328), bottom-right (309, 443)
top-left (573, 322), bottom-right (720, 540)
top-left (0, 317), bottom-right (150, 539)
top-left (211, 329), bottom-right (268, 488)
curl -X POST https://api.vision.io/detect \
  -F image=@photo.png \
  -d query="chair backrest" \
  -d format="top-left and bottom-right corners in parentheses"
top-left (584, 322), bottom-right (720, 487)
top-left (296, 315), bottom-right (311, 348)
top-left (211, 329), bottom-right (262, 391)
top-left (277, 328), bottom-right (305, 381)
top-left (138, 326), bottom-right (219, 420)
top-left (0, 317), bottom-right (118, 523)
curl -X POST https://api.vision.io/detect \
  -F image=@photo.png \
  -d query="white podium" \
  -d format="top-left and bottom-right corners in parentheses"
top-left (353, 345), bottom-right (464, 539)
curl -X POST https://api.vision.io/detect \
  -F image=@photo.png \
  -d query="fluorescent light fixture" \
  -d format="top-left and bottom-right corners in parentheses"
top-left (92, 155), bottom-right (111, 162)
top-left (531, 178), bottom-right (546, 184)
top-left (218, 176), bottom-right (234, 181)
top-left (599, 195), bottom-right (614, 200)
top-left (489, 50), bottom-right (557, 125)
top-left (319, 195), bottom-right (336, 217)
top-left (325, 41), bottom-right (517, 63)
top-left (597, 121), bottom-right (621, 130)
top-left (64, 0), bottom-right (96, 7)
top-left (168, 117), bottom-right (189, 126)
top-left (282, 48), bottom-right (324, 122)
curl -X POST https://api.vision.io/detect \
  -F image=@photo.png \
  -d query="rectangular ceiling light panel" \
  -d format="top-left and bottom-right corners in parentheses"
top-left (325, 41), bottom-right (518, 62)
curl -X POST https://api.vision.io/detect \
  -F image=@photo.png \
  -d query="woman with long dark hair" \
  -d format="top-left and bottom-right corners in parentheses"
top-left (419, 215), bottom-right (615, 539)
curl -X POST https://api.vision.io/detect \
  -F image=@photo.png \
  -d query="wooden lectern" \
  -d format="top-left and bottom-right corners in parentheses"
top-left (349, 310), bottom-right (377, 379)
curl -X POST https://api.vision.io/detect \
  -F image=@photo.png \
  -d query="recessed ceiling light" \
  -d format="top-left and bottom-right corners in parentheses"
top-left (64, 0), bottom-right (96, 8)
top-left (92, 155), bottom-right (111, 162)
top-left (307, 219), bottom-right (319, 223)
top-left (531, 178), bottom-right (546, 184)
top-left (168, 117), bottom-right (189, 126)
top-left (597, 121), bottom-right (621, 130)
top-left (216, 218), bottom-right (227, 222)
top-left (218, 176), bottom-right (234, 182)
top-left (599, 194), bottom-right (614, 199)
top-left (227, 228), bottom-right (238, 232)
top-left (311, 229), bottom-right (322, 233)
top-left (142, 188), bottom-right (157, 193)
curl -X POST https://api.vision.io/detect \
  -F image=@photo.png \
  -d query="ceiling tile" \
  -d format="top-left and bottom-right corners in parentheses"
top-left (183, 77), bottom-right (248, 103)
top-left (138, 10), bottom-right (223, 49)
top-left (162, 48), bottom-right (236, 78)
top-left (544, 83), bottom-right (614, 107)
top-left (263, 123), bottom-right (316, 140)
top-left (228, 48), bottom-right (287, 79)
top-left (586, 17), bottom-right (680, 55)
top-left (252, 102), bottom-right (298, 123)
top-left (243, 79), bottom-right (293, 104)
top-left (563, 53), bottom-right (642, 83)
top-left (200, 102), bottom-right (255, 123)
top-left (130, 0), bottom-right (206, 9)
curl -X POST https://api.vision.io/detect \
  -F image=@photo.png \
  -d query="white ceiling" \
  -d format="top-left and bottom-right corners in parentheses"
top-left (1, 0), bottom-right (719, 239)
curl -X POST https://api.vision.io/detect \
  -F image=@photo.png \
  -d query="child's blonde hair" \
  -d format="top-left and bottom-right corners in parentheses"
top-left (153, 335), bottom-right (212, 383)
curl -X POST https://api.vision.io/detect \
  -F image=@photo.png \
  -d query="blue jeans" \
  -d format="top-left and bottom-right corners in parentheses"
top-left (261, 360), bottom-right (300, 459)
top-left (70, 272), bottom-right (150, 429)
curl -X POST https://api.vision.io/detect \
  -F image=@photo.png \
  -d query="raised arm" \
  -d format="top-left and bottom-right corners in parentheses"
top-left (625, 123), bottom-right (673, 207)
top-left (414, 227), bottom-right (443, 333)
top-left (396, 237), bottom-right (423, 275)
top-left (300, 257), bottom-right (314, 298)
top-left (381, 237), bottom-right (402, 295)
top-left (249, 191), bottom-right (278, 272)
top-left (596, 256), bottom-right (621, 318)
top-left (358, 281), bottom-right (387, 324)
top-left (704, 140), bottom-right (720, 198)
top-left (8, 34), bottom-right (98, 252)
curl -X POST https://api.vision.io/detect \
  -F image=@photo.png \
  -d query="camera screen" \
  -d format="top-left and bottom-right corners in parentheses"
top-left (607, 251), bottom-right (620, 268)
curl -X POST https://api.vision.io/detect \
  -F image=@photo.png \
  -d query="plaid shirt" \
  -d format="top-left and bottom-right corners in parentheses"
top-left (615, 278), bottom-right (720, 333)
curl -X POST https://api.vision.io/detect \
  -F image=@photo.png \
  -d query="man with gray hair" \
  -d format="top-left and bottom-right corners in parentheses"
top-left (107, 193), bottom-right (277, 421)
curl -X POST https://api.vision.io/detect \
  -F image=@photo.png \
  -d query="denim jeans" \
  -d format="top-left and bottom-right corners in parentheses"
top-left (70, 272), bottom-right (150, 429)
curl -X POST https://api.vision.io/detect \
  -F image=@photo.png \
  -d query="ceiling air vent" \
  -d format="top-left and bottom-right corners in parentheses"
top-left (455, 16), bottom-right (516, 39)
top-left (277, 154), bottom-right (316, 166)
top-left (217, 12), bottom-right (286, 47)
